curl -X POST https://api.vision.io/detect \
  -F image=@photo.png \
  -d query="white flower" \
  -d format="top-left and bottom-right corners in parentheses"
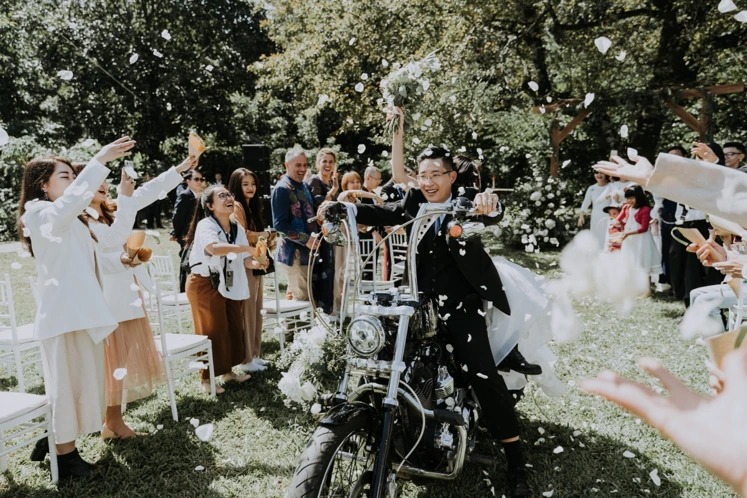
top-left (129, 53), bottom-right (139, 64)
top-left (529, 191), bottom-right (542, 201)
top-left (57, 70), bottom-right (73, 81)
top-left (594, 36), bottom-right (612, 54)
top-left (195, 423), bottom-right (214, 442)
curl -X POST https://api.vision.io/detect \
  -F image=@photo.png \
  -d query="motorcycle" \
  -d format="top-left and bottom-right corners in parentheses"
top-left (287, 199), bottom-right (502, 498)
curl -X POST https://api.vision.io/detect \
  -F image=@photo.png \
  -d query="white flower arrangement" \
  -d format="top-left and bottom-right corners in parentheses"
top-left (380, 51), bottom-right (441, 135)
top-left (277, 323), bottom-right (348, 410)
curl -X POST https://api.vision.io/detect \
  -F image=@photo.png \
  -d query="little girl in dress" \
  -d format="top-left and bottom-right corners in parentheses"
top-left (618, 185), bottom-right (662, 278)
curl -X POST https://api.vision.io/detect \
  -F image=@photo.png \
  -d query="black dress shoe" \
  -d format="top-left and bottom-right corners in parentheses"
top-left (507, 467), bottom-right (533, 497)
top-left (498, 346), bottom-right (542, 376)
top-left (30, 438), bottom-right (49, 462)
top-left (58, 449), bottom-right (96, 480)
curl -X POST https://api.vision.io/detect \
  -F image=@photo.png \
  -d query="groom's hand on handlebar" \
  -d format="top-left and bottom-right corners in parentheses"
top-left (473, 191), bottom-right (499, 216)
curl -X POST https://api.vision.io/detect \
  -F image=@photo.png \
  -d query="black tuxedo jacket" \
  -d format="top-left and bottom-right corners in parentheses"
top-left (354, 188), bottom-right (510, 315)
top-left (171, 189), bottom-right (197, 244)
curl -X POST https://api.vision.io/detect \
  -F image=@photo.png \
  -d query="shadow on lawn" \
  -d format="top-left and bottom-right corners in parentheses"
top-left (409, 417), bottom-right (685, 498)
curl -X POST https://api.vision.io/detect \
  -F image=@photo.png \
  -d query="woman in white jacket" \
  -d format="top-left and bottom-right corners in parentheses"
top-left (17, 137), bottom-right (135, 480)
top-left (84, 156), bottom-right (196, 438)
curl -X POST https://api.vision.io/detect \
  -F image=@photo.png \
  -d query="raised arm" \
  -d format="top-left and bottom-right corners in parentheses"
top-left (389, 107), bottom-right (417, 185)
top-left (132, 157), bottom-right (196, 210)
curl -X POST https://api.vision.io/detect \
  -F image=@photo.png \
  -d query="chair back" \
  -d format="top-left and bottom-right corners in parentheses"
top-left (0, 275), bottom-right (20, 344)
top-left (388, 229), bottom-right (408, 281)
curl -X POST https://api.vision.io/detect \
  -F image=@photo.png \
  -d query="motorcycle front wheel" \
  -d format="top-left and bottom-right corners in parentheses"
top-left (287, 412), bottom-right (377, 498)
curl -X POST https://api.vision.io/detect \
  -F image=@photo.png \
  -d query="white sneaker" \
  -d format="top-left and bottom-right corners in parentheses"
top-left (239, 360), bottom-right (267, 373)
top-left (253, 358), bottom-right (268, 367)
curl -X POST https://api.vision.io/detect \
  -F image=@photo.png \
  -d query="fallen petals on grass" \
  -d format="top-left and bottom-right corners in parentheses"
top-left (195, 423), bottom-right (214, 442)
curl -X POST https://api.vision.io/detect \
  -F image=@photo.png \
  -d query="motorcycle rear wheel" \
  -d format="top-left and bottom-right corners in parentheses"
top-left (287, 413), bottom-right (377, 498)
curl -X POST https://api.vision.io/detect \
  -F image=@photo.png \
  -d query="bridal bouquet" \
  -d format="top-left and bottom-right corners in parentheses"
top-left (380, 51), bottom-right (441, 135)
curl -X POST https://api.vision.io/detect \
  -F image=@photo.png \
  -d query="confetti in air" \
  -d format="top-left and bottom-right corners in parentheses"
top-left (583, 93), bottom-right (595, 108)
top-left (0, 127), bottom-right (9, 146)
top-left (161, 29), bottom-right (171, 40)
top-left (719, 0), bottom-right (738, 13)
top-left (620, 124), bottom-right (629, 138)
top-left (129, 53), bottom-right (139, 64)
top-left (354, 82), bottom-right (364, 92)
top-left (57, 70), bottom-right (73, 81)
top-left (528, 81), bottom-right (539, 92)
top-left (113, 368), bottom-right (127, 380)
top-left (357, 144), bottom-right (366, 153)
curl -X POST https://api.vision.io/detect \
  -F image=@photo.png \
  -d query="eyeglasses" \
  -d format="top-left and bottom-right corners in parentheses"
top-left (416, 171), bottom-right (452, 183)
top-left (192, 177), bottom-right (206, 183)
top-left (725, 152), bottom-right (743, 158)
top-left (216, 192), bottom-right (234, 200)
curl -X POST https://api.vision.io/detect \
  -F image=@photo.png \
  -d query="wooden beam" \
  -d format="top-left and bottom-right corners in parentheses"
top-left (665, 99), bottom-right (704, 137)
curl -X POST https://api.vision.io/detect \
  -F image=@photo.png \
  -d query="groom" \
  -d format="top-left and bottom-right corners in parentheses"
top-left (328, 146), bottom-right (534, 497)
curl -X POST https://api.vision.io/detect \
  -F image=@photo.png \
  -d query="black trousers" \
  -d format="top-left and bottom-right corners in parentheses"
top-left (668, 220), bottom-right (722, 306)
top-left (441, 294), bottom-right (520, 441)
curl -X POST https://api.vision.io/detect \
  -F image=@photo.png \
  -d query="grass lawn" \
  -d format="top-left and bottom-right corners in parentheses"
top-left (0, 233), bottom-right (736, 497)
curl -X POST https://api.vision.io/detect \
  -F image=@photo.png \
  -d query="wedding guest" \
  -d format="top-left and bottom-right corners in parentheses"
top-left (603, 204), bottom-right (623, 252)
top-left (228, 168), bottom-right (274, 374)
top-left (18, 137), bottom-right (134, 479)
top-left (362, 165), bottom-right (383, 194)
top-left (577, 171), bottom-right (612, 250)
top-left (581, 350), bottom-right (747, 497)
top-left (172, 169), bottom-right (206, 291)
top-left (723, 141), bottom-right (746, 171)
top-left (86, 156), bottom-right (196, 438)
top-left (185, 185), bottom-right (255, 393)
top-left (618, 185), bottom-right (662, 280)
top-left (306, 148), bottom-right (339, 209)
top-left (271, 148), bottom-right (321, 302)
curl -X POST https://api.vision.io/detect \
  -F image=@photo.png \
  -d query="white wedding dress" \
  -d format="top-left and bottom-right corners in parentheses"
top-left (485, 256), bottom-right (566, 397)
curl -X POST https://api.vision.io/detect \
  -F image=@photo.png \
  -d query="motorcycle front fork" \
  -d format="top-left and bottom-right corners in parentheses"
top-left (370, 403), bottom-right (397, 498)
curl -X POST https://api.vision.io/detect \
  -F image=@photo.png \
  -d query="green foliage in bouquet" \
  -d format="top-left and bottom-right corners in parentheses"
top-left (502, 173), bottom-right (579, 251)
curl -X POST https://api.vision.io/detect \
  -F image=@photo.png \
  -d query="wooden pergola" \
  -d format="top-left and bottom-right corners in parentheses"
top-left (535, 83), bottom-right (744, 176)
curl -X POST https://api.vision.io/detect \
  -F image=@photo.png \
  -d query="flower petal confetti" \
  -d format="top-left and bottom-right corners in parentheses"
top-left (594, 36), bottom-right (612, 54)
top-left (650, 469), bottom-right (661, 486)
top-left (310, 403), bottom-right (322, 415)
top-left (528, 81), bottom-right (539, 92)
top-left (615, 50), bottom-right (627, 62)
top-left (129, 53), bottom-right (139, 64)
top-left (584, 93), bottom-right (595, 108)
top-left (194, 465), bottom-right (205, 472)
top-left (553, 446), bottom-right (564, 454)
top-left (44, 278), bottom-right (59, 287)
top-left (354, 82), bottom-right (364, 92)
top-left (195, 423), bottom-right (214, 442)
top-left (542, 491), bottom-right (554, 497)
top-left (10, 262), bottom-right (21, 270)
top-left (627, 147), bottom-right (639, 160)
top-left (188, 361), bottom-right (208, 370)
top-left (190, 418), bottom-right (200, 427)
top-left (719, 0), bottom-right (738, 13)
top-left (623, 450), bottom-right (636, 458)
top-left (113, 368), bottom-right (127, 380)
top-left (620, 125), bottom-right (629, 138)
top-left (0, 127), bottom-right (9, 146)
top-left (357, 144), bottom-right (366, 153)
top-left (57, 70), bottom-right (73, 81)
top-left (161, 29), bottom-right (171, 40)
top-left (735, 10), bottom-right (747, 22)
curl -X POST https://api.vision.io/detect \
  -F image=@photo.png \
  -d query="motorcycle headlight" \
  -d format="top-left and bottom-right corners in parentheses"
top-left (347, 316), bottom-right (385, 357)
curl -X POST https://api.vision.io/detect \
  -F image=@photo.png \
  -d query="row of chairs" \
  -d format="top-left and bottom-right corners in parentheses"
top-left (0, 250), bottom-right (316, 481)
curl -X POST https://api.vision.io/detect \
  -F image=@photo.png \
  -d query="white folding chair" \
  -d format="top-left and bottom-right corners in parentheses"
top-left (358, 238), bottom-right (394, 293)
top-left (387, 229), bottom-right (408, 283)
top-left (147, 279), bottom-right (216, 421)
top-left (727, 279), bottom-right (747, 330)
top-left (0, 391), bottom-right (58, 482)
top-left (148, 255), bottom-right (192, 334)
top-left (262, 268), bottom-right (313, 354)
top-left (0, 274), bottom-right (42, 392)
